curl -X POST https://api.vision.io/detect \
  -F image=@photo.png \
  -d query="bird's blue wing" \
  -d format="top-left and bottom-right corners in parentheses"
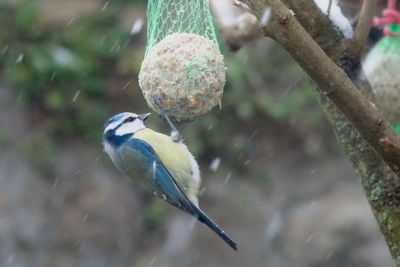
top-left (127, 138), bottom-right (238, 251)
top-left (127, 138), bottom-right (195, 214)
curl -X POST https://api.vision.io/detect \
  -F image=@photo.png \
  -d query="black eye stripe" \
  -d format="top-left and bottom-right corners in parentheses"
top-left (123, 117), bottom-right (135, 123)
top-left (106, 116), bottom-right (137, 133)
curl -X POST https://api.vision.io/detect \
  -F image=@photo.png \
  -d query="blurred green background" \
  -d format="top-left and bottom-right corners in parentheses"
top-left (0, 0), bottom-right (393, 266)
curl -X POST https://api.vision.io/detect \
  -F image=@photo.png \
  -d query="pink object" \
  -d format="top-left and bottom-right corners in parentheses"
top-left (372, 0), bottom-right (400, 36)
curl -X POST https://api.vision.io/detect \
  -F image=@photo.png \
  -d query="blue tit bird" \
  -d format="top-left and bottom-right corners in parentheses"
top-left (103, 112), bottom-right (237, 251)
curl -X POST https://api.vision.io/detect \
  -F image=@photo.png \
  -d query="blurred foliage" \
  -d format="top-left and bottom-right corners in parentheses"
top-left (0, 0), bottom-right (327, 179)
top-left (0, 0), bottom-right (134, 140)
top-left (20, 131), bottom-right (56, 176)
top-left (144, 199), bottom-right (170, 228)
top-left (0, 128), bottom-right (12, 148)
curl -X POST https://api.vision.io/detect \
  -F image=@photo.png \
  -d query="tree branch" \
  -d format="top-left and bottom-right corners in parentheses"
top-left (259, 0), bottom-right (400, 177)
top-left (347, 0), bottom-right (377, 61)
top-left (236, 0), bottom-right (400, 262)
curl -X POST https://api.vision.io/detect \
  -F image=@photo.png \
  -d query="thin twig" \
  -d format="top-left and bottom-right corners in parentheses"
top-left (348, 0), bottom-right (377, 59)
top-left (232, 0), bottom-right (251, 12)
top-left (327, 0), bottom-right (333, 15)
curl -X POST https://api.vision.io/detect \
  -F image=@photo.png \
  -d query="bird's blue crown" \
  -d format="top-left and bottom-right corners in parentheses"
top-left (104, 113), bottom-right (126, 129)
top-left (103, 113), bottom-right (134, 148)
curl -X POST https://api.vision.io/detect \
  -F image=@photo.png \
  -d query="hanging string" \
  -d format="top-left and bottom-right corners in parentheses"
top-left (373, 0), bottom-right (400, 37)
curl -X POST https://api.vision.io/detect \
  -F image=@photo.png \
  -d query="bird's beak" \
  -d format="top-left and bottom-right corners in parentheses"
top-left (139, 113), bottom-right (151, 121)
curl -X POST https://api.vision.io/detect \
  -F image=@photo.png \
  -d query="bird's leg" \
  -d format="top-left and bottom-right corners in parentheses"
top-left (153, 97), bottom-right (182, 142)
top-left (162, 113), bottom-right (182, 142)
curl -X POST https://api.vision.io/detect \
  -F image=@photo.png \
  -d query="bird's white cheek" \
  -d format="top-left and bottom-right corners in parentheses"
top-left (115, 120), bottom-right (145, 136)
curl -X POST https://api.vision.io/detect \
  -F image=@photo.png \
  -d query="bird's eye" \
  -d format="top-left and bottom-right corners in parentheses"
top-left (126, 117), bottom-right (134, 122)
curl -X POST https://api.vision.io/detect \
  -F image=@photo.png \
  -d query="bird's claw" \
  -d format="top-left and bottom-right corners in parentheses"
top-left (171, 130), bottom-right (182, 142)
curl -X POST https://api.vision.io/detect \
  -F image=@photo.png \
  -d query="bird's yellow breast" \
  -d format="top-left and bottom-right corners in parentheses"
top-left (134, 128), bottom-right (200, 205)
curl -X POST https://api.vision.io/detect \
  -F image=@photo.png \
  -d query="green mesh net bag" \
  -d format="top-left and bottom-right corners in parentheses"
top-left (363, 24), bottom-right (400, 126)
top-left (138, 0), bottom-right (225, 121)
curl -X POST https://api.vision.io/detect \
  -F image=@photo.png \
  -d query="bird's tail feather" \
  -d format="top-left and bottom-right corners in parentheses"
top-left (189, 202), bottom-right (238, 251)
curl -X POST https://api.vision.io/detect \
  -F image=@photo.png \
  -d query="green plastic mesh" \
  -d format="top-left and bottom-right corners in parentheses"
top-left (364, 24), bottom-right (400, 69)
top-left (139, 0), bottom-right (225, 120)
top-left (145, 0), bottom-right (218, 54)
top-left (393, 124), bottom-right (400, 133)
top-left (363, 24), bottom-right (400, 124)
